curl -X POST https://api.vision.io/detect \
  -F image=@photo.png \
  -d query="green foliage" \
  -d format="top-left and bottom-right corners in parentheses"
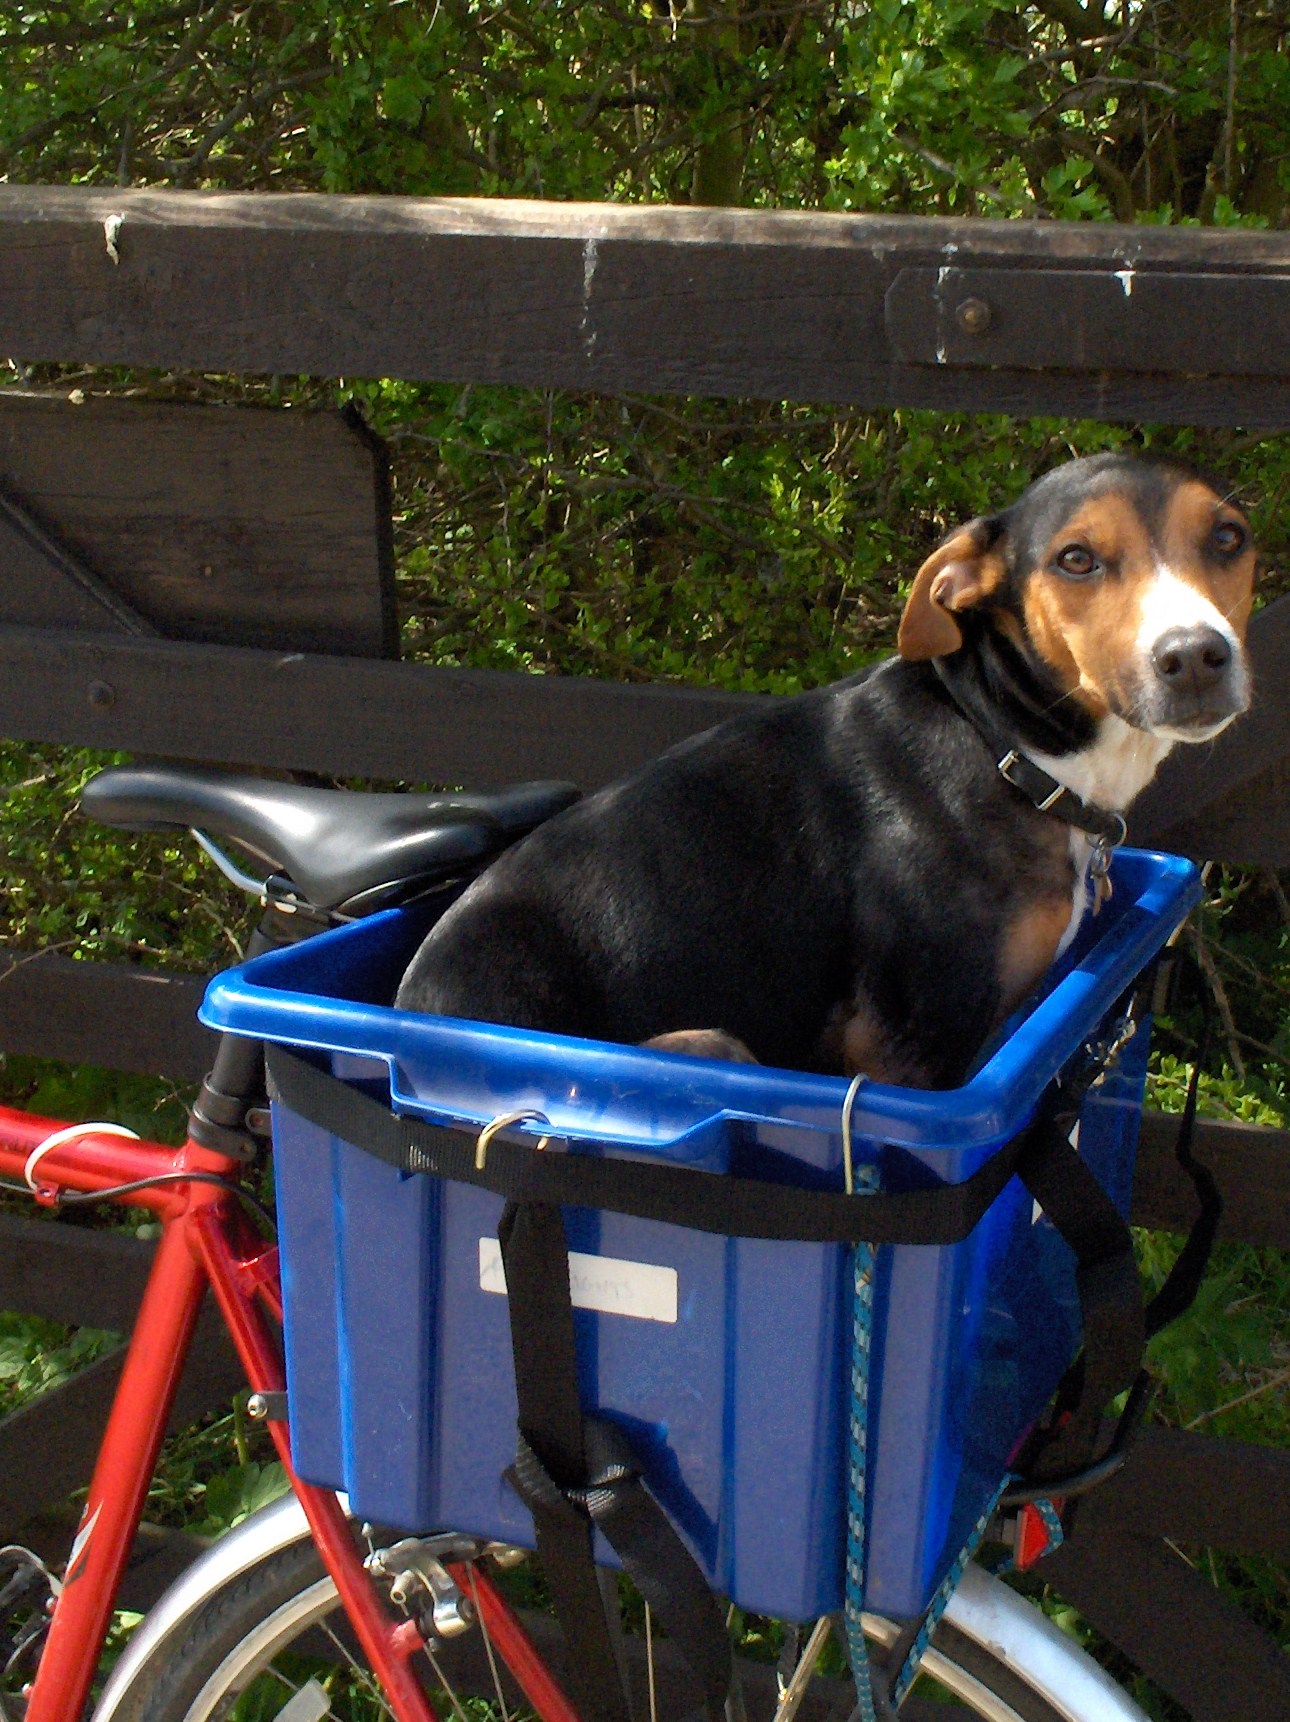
top-left (0, 1054), bottom-right (194, 1148)
top-left (1147, 868), bottom-right (1290, 1130)
top-left (0, 742), bottom-right (247, 968)
top-left (3, 3), bottom-right (1288, 223)
top-left (1144, 1239), bottom-right (1290, 1444)
top-left (373, 390), bottom-right (1285, 692)
top-left (0, 1311), bottom-right (118, 1413)
top-left (189, 1459), bottom-right (290, 1538)
top-left (143, 1399), bottom-right (286, 1532)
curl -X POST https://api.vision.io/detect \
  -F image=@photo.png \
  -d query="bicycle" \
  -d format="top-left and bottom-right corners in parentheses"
top-left (0, 761), bottom-right (1157, 1722)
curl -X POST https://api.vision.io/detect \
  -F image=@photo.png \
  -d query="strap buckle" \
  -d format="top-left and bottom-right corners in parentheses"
top-left (997, 747), bottom-right (1026, 788)
top-left (998, 749), bottom-right (1066, 813)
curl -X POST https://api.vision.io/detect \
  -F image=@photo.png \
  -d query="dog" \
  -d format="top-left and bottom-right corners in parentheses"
top-left (397, 453), bottom-right (1255, 1089)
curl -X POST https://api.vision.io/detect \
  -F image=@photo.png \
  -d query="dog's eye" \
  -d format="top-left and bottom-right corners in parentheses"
top-left (1054, 544), bottom-right (1098, 579)
top-left (1212, 520), bottom-right (1247, 555)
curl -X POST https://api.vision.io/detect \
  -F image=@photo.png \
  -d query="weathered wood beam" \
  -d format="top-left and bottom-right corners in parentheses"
top-left (0, 394), bottom-right (396, 658)
top-left (0, 625), bottom-right (753, 787)
top-left (2, 187), bottom-right (1290, 422)
top-left (1046, 1525), bottom-right (1290, 1722)
top-left (0, 1212), bottom-right (155, 1331)
top-left (0, 1349), bottom-right (129, 1537)
top-left (7, 934), bottom-right (1290, 1250)
top-left (0, 1310), bottom-right (241, 1541)
top-left (1131, 1110), bottom-right (1290, 1249)
top-left (0, 487), bottom-right (154, 635)
top-left (21, 1518), bottom-right (212, 1617)
top-left (5, 601), bottom-right (1290, 850)
top-left (1076, 1426), bottom-right (1290, 1560)
top-left (0, 941), bottom-right (213, 1079)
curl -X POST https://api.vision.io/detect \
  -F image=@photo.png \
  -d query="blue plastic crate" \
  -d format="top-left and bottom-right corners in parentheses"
top-left (201, 848), bottom-right (1199, 1622)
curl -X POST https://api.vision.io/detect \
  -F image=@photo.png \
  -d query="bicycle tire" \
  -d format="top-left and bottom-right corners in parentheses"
top-left (102, 1537), bottom-right (1135, 1722)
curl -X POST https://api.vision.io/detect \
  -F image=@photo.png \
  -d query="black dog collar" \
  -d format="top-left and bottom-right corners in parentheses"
top-left (931, 660), bottom-right (1128, 849)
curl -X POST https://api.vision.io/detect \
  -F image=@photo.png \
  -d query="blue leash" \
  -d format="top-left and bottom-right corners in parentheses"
top-left (843, 1205), bottom-right (881, 1722)
top-left (840, 1074), bottom-right (882, 1720)
top-left (840, 1086), bottom-right (1011, 1718)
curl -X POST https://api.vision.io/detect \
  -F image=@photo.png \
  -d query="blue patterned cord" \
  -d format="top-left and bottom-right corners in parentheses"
top-left (843, 1191), bottom-right (879, 1722)
top-left (890, 1474), bottom-right (1011, 1709)
top-left (1032, 1497), bottom-right (1065, 1551)
top-left (840, 1081), bottom-right (1017, 1719)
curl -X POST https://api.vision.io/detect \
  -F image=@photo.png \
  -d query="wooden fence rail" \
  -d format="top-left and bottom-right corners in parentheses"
top-left (2, 183), bottom-right (1289, 1718)
top-left (3, 186), bottom-right (1290, 421)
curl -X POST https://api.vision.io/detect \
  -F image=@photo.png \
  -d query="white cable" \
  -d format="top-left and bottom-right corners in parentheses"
top-left (24, 1122), bottom-right (140, 1192)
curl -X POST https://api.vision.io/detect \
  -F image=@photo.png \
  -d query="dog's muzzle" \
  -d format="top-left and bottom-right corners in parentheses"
top-left (1143, 624), bottom-right (1249, 736)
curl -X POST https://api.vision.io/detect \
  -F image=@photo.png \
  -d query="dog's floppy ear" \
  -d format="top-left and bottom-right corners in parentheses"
top-left (898, 518), bottom-right (1006, 661)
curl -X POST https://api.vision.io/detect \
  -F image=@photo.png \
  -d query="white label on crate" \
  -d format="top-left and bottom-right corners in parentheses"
top-left (478, 1238), bottom-right (677, 1324)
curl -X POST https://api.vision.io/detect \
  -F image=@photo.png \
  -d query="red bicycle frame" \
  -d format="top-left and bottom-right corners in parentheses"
top-left (0, 1101), bottom-right (580, 1722)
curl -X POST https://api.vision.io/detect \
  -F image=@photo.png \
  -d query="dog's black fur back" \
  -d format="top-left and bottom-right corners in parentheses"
top-left (396, 661), bottom-right (1064, 1086)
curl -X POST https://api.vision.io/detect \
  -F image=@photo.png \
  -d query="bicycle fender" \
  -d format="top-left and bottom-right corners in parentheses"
top-left (91, 1490), bottom-right (318, 1722)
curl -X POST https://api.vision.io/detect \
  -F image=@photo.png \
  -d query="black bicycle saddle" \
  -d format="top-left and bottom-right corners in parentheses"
top-left (81, 765), bottom-right (581, 911)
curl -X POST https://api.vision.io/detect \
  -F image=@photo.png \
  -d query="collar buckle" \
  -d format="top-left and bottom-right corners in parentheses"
top-left (998, 748), bottom-right (1066, 812)
top-left (997, 748), bottom-right (1026, 788)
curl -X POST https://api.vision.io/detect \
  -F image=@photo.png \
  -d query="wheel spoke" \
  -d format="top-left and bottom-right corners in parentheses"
top-left (464, 1563), bottom-right (511, 1722)
top-left (644, 1602), bottom-right (657, 1722)
top-left (772, 1616), bottom-right (832, 1722)
top-left (103, 1537), bottom-right (1146, 1722)
top-left (315, 1616), bottom-right (398, 1716)
top-left (417, 1638), bottom-right (472, 1722)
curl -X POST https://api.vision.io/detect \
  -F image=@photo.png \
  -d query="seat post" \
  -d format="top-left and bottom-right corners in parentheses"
top-left (187, 904), bottom-right (329, 1158)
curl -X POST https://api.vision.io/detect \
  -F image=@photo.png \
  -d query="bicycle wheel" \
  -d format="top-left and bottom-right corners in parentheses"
top-left (105, 1537), bottom-right (435, 1722)
top-left (875, 1619), bottom-right (1093, 1722)
top-left (103, 1536), bottom-right (1145, 1722)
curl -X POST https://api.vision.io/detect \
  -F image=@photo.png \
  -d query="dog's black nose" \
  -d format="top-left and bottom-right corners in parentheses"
top-left (1151, 626), bottom-right (1232, 692)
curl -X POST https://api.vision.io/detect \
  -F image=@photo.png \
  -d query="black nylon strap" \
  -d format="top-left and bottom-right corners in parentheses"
top-left (500, 1201), bottom-right (731, 1721)
top-left (266, 1047), bottom-right (1029, 1247)
top-left (512, 1416), bottom-right (734, 1717)
top-left (267, 1049), bottom-right (1161, 1490)
top-left (1013, 1112), bottom-right (1145, 1480)
top-left (1144, 1014), bottom-right (1221, 1340)
top-left (497, 1201), bottom-right (633, 1722)
top-left (578, 1418), bottom-right (732, 1717)
top-left (498, 1202), bottom-right (587, 1486)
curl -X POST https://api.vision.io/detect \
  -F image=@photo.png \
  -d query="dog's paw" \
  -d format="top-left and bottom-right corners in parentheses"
top-left (643, 1028), bottom-right (759, 1064)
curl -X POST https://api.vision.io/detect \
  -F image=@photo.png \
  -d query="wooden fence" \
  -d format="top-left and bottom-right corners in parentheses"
top-left (1, 184), bottom-right (1289, 1719)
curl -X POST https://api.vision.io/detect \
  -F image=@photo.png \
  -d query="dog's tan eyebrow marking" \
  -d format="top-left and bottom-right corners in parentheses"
top-left (1039, 492), bottom-right (1147, 567)
top-left (1018, 492), bottom-right (1159, 719)
top-left (1160, 481), bottom-right (1253, 580)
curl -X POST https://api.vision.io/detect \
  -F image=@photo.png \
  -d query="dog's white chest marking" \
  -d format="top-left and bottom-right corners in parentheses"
top-left (1056, 833), bottom-right (1095, 960)
top-left (1032, 716), bottom-right (1175, 960)
top-left (1030, 715), bottom-right (1173, 815)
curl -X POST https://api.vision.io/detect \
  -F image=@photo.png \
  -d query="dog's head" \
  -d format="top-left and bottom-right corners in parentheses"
top-left (898, 453), bottom-right (1257, 742)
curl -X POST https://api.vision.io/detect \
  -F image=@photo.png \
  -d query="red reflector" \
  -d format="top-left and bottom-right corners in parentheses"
top-left (1015, 1500), bottom-right (1065, 1570)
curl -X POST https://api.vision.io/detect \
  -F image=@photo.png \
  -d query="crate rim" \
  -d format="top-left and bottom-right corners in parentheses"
top-left (200, 846), bottom-right (1200, 1156)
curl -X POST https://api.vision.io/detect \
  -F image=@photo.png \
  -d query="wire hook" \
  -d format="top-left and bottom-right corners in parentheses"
top-left (475, 1109), bottom-right (552, 1172)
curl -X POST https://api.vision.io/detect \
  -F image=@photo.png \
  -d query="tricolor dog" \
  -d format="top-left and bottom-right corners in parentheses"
top-left (398, 454), bottom-right (1255, 1088)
